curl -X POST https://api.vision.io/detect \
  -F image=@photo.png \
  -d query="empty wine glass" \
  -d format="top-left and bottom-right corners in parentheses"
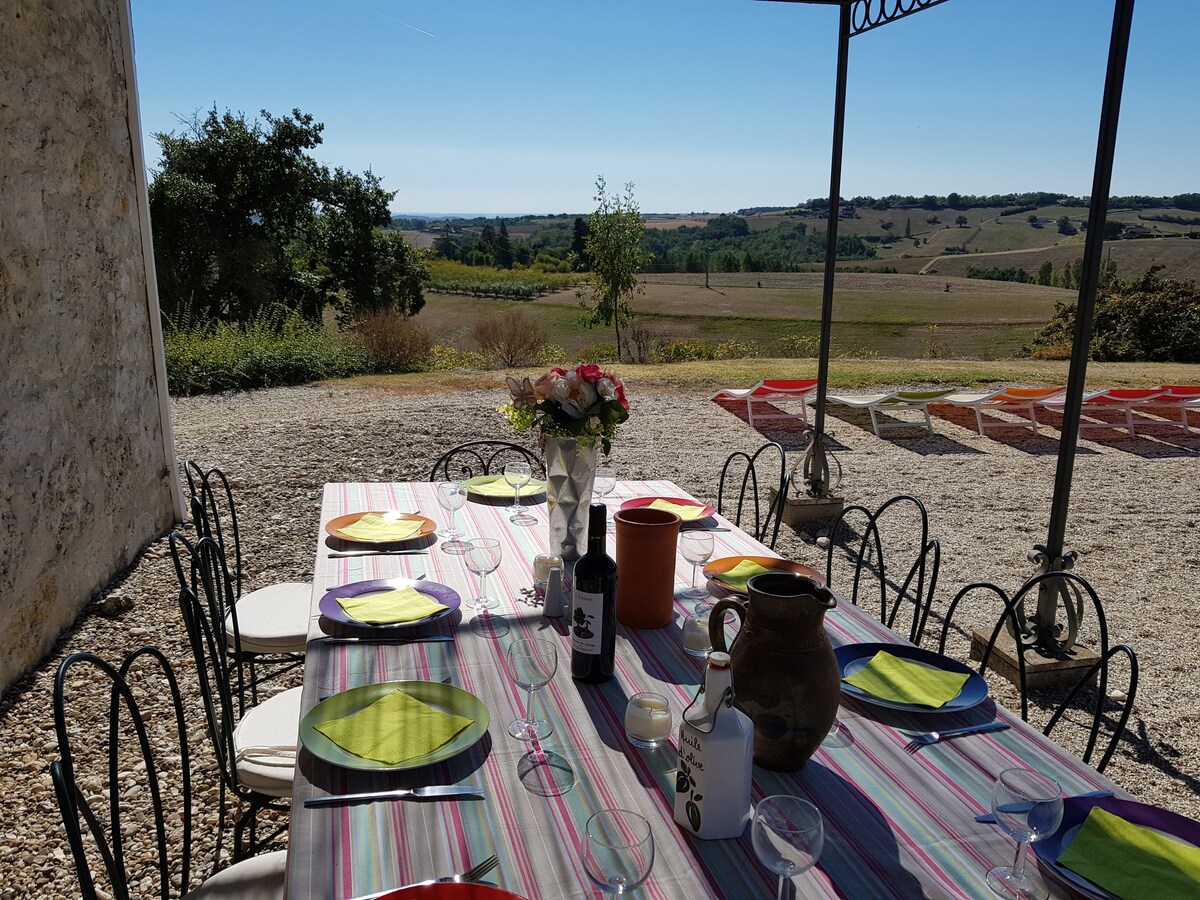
top-left (679, 531), bottom-right (715, 610)
top-left (752, 795), bottom-right (824, 900)
top-left (594, 466), bottom-right (617, 504)
top-left (436, 481), bottom-right (467, 554)
top-left (505, 638), bottom-right (558, 741)
top-left (986, 768), bottom-right (1063, 899)
top-left (504, 461), bottom-right (536, 526)
top-left (465, 538), bottom-right (502, 611)
top-left (583, 809), bottom-right (655, 895)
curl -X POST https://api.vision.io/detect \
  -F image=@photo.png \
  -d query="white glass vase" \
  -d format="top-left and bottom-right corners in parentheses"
top-left (544, 435), bottom-right (598, 561)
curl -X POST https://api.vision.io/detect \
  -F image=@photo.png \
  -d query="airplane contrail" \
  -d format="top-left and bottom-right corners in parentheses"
top-left (358, 4), bottom-right (436, 38)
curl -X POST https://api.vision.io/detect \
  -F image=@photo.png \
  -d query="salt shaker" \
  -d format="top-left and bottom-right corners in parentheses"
top-left (543, 566), bottom-right (566, 617)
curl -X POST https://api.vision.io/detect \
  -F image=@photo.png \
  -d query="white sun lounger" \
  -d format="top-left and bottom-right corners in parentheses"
top-left (821, 390), bottom-right (953, 437)
top-left (939, 387), bottom-right (1065, 436)
top-left (711, 379), bottom-right (818, 427)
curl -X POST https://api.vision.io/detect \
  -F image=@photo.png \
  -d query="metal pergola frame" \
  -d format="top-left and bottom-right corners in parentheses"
top-left (764, 0), bottom-right (1137, 653)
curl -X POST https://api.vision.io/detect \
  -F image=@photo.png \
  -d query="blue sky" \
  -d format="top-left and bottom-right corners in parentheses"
top-left (130, 0), bottom-right (1199, 216)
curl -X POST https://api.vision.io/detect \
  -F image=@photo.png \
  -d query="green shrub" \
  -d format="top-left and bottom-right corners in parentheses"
top-left (352, 311), bottom-right (433, 372)
top-left (574, 343), bottom-right (619, 364)
top-left (164, 315), bottom-right (367, 395)
top-left (774, 334), bottom-right (820, 358)
top-left (537, 344), bottom-right (567, 366)
top-left (472, 310), bottom-right (548, 367)
top-left (712, 339), bottom-right (759, 360)
top-left (428, 344), bottom-right (487, 370)
top-left (653, 339), bottom-right (714, 363)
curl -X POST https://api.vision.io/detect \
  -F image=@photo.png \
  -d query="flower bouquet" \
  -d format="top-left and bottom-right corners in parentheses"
top-left (503, 364), bottom-right (630, 559)
top-left (504, 364), bottom-right (630, 455)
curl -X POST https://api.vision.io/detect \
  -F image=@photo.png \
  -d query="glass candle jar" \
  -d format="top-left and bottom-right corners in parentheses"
top-left (532, 553), bottom-right (563, 600)
top-left (682, 613), bottom-right (712, 658)
top-left (624, 692), bottom-right (673, 749)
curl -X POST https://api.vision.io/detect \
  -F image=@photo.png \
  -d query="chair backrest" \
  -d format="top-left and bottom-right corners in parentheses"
top-left (823, 495), bottom-right (937, 645)
top-left (717, 441), bottom-right (787, 549)
top-left (51, 647), bottom-right (198, 900)
top-left (428, 440), bottom-right (545, 481)
top-left (183, 461), bottom-right (247, 599)
top-left (937, 570), bottom-right (1135, 773)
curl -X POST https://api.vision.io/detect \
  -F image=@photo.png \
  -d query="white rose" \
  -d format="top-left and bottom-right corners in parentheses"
top-left (597, 377), bottom-right (616, 401)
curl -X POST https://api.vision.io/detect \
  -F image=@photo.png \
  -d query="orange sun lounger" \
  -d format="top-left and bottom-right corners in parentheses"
top-left (938, 387), bottom-right (1065, 435)
top-left (711, 379), bottom-right (818, 427)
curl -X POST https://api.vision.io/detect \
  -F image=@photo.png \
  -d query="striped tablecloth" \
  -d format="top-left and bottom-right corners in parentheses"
top-left (286, 481), bottom-right (1116, 899)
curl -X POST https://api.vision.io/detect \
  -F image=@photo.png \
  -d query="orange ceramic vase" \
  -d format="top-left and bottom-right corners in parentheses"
top-left (614, 508), bottom-right (682, 628)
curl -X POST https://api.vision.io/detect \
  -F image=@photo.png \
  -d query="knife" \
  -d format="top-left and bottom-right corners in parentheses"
top-left (321, 634), bottom-right (454, 645)
top-left (974, 789), bottom-right (1115, 823)
top-left (329, 550), bottom-right (430, 558)
top-left (305, 784), bottom-right (486, 806)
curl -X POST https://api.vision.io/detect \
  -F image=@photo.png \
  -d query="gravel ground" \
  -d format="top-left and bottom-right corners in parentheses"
top-left (1, 379), bottom-right (1197, 897)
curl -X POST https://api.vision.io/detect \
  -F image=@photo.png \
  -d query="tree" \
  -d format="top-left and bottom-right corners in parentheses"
top-left (148, 106), bottom-right (426, 325)
top-left (570, 217), bottom-right (590, 270)
top-left (946, 192), bottom-right (963, 209)
top-left (904, 217), bottom-right (911, 238)
top-left (496, 220), bottom-right (515, 269)
top-left (1103, 220), bottom-right (1125, 241)
top-left (1057, 215), bottom-right (1077, 235)
top-left (1028, 214), bottom-right (1040, 227)
top-left (1036, 260), bottom-right (1054, 285)
top-left (955, 214), bottom-right (968, 228)
top-left (578, 176), bottom-right (647, 361)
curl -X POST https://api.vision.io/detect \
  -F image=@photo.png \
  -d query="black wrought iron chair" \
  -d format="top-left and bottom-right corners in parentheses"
top-left (171, 531), bottom-right (299, 859)
top-left (184, 461), bottom-right (308, 701)
top-left (51, 646), bottom-right (287, 899)
top-left (821, 495), bottom-right (939, 645)
top-left (428, 440), bottom-right (545, 481)
top-left (937, 570), bottom-right (1138, 773)
top-left (717, 441), bottom-right (787, 549)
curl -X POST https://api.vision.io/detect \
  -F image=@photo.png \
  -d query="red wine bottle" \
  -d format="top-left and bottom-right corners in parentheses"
top-left (570, 502), bottom-right (617, 683)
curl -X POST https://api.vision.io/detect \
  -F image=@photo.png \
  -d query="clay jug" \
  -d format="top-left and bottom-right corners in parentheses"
top-left (614, 507), bottom-right (681, 628)
top-left (708, 572), bottom-right (839, 771)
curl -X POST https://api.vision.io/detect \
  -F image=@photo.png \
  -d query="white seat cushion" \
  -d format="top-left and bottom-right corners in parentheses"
top-left (233, 686), bottom-right (302, 796)
top-left (224, 582), bottom-right (310, 653)
top-left (186, 849), bottom-right (287, 899)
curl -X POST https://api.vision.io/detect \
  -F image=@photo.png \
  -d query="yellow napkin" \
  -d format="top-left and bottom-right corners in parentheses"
top-left (842, 650), bottom-right (969, 708)
top-left (335, 587), bottom-right (448, 625)
top-left (647, 499), bottom-right (707, 521)
top-left (1057, 806), bottom-right (1200, 898)
top-left (314, 689), bottom-right (474, 766)
top-left (712, 559), bottom-right (775, 590)
top-left (337, 513), bottom-right (423, 542)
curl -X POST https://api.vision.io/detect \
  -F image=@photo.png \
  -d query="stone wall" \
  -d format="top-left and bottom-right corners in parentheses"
top-left (0, 0), bottom-right (176, 691)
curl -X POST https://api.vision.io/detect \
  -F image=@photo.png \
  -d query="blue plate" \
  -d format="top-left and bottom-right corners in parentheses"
top-left (835, 642), bottom-right (988, 713)
top-left (319, 578), bottom-right (460, 630)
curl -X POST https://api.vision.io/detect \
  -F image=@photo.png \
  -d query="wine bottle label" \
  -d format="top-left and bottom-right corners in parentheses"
top-left (571, 589), bottom-right (604, 655)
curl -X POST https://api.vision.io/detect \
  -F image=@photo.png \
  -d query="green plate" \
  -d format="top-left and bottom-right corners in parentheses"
top-left (462, 475), bottom-right (547, 498)
top-left (300, 681), bottom-right (490, 772)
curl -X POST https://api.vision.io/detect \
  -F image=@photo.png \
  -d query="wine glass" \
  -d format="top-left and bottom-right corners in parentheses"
top-left (986, 768), bottom-right (1063, 899)
top-left (436, 481), bottom-right (467, 555)
top-left (752, 795), bottom-right (824, 900)
top-left (582, 808), bottom-right (655, 895)
top-left (679, 531), bottom-right (715, 611)
top-left (594, 466), bottom-right (617, 505)
top-left (505, 638), bottom-right (558, 741)
top-left (465, 538), bottom-right (502, 611)
top-left (504, 461), bottom-right (536, 526)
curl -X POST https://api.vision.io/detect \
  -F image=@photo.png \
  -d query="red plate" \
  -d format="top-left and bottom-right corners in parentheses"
top-left (702, 555), bottom-right (825, 596)
top-left (619, 496), bottom-right (716, 520)
top-left (376, 885), bottom-right (529, 900)
top-left (324, 511), bottom-right (437, 545)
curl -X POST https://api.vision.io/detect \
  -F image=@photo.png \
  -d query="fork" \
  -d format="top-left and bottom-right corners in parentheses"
top-left (446, 854), bottom-right (499, 884)
top-left (904, 721), bottom-right (1010, 752)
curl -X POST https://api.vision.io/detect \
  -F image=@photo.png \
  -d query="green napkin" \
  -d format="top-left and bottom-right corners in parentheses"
top-left (648, 498), bottom-right (707, 521)
top-left (337, 513), bottom-right (423, 542)
top-left (1057, 806), bottom-right (1200, 898)
top-left (712, 559), bottom-right (775, 590)
top-left (842, 650), bottom-right (969, 708)
top-left (314, 689), bottom-right (474, 765)
top-left (469, 477), bottom-right (544, 497)
top-left (335, 586), bottom-right (447, 625)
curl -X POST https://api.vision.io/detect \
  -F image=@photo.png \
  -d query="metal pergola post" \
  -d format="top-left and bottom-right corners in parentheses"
top-left (764, 0), bottom-right (1136, 654)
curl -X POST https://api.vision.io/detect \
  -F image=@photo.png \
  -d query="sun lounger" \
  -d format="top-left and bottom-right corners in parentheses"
top-left (938, 387), bottom-right (1065, 436)
top-left (821, 390), bottom-right (953, 437)
top-left (711, 379), bottom-right (818, 427)
top-left (1143, 385), bottom-right (1200, 431)
top-left (1037, 388), bottom-right (1167, 436)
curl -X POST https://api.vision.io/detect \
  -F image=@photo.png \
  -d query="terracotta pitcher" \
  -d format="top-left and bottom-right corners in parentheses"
top-left (614, 507), bottom-right (681, 628)
top-left (708, 572), bottom-right (839, 771)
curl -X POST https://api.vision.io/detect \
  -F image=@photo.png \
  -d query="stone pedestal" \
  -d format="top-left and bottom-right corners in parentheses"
top-left (970, 627), bottom-right (1100, 690)
top-left (771, 490), bottom-right (844, 530)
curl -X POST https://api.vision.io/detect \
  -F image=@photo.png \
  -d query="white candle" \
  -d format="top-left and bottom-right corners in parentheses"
top-left (683, 614), bottom-right (712, 653)
top-left (625, 692), bottom-right (672, 747)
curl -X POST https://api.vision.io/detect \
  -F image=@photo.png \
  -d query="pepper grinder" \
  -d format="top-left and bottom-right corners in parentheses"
top-left (543, 566), bottom-right (566, 617)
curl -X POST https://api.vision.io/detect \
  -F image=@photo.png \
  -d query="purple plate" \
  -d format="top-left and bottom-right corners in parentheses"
top-left (1033, 795), bottom-right (1200, 898)
top-left (319, 578), bottom-right (461, 630)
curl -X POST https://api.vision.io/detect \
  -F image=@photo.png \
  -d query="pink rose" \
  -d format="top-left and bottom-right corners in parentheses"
top-left (575, 363), bottom-right (603, 382)
top-left (532, 370), bottom-right (558, 401)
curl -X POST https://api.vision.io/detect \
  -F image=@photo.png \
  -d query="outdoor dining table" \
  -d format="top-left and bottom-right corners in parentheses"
top-left (286, 479), bottom-right (1122, 899)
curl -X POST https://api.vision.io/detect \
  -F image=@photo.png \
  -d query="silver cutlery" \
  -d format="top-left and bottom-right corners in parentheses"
top-left (346, 854), bottom-right (500, 900)
top-left (975, 789), bottom-right (1114, 823)
top-left (305, 784), bottom-right (486, 807)
top-left (321, 634), bottom-right (453, 645)
top-left (904, 721), bottom-right (1010, 752)
top-left (329, 550), bottom-right (430, 558)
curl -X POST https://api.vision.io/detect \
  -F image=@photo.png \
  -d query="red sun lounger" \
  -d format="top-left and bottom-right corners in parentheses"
top-left (711, 379), bottom-right (818, 427)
